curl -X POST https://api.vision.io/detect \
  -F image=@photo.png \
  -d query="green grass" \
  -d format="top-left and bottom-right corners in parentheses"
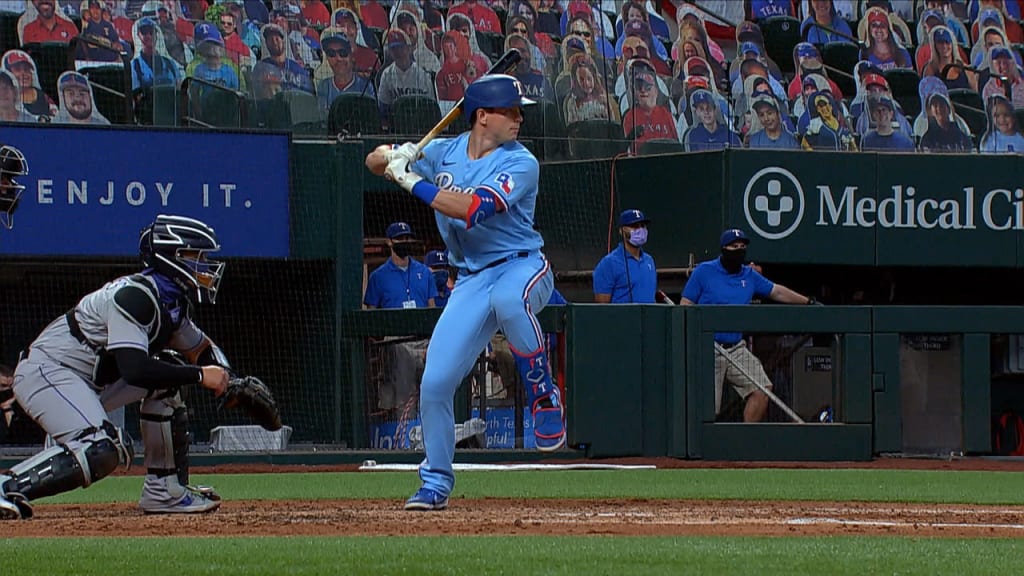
top-left (38, 468), bottom-right (1024, 505)
top-left (2, 536), bottom-right (1021, 576)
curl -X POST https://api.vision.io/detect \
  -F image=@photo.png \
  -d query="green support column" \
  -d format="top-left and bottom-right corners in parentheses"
top-left (962, 334), bottom-right (991, 453)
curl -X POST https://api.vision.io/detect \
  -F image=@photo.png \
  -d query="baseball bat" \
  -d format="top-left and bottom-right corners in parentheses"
top-left (414, 49), bottom-right (523, 154)
top-left (713, 342), bottom-right (805, 423)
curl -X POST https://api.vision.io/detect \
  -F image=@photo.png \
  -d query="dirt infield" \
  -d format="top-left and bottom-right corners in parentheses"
top-left (4, 498), bottom-right (1022, 538)
top-left (5, 458), bottom-right (1024, 538)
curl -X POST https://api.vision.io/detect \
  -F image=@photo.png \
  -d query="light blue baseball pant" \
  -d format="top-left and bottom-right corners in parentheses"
top-left (418, 253), bottom-right (554, 496)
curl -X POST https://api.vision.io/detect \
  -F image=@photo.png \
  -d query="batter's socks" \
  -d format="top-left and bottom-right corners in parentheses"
top-left (513, 349), bottom-right (566, 451)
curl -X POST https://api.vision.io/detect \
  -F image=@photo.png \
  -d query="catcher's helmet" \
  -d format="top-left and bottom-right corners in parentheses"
top-left (463, 74), bottom-right (535, 121)
top-left (139, 214), bottom-right (224, 304)
top-left (0, 144), bottom-right (29, 230)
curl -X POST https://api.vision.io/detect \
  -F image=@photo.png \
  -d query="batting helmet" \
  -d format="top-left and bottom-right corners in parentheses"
top-left (139, 215), bottom-right (224, 304)
top-left (0, 144), bottom-right (28, 230)
top-left (463, 74), bottom-right (535, 121)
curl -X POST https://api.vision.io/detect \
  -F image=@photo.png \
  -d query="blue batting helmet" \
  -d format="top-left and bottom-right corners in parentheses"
top-left (463, 74), bottom-right (535, 121)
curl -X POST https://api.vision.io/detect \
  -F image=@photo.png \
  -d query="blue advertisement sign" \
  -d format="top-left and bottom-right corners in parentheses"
top-left (0, 125), bottom-right (290, 257)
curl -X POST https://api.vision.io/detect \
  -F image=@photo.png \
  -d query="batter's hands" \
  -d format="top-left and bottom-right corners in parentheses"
top-left (200, 365), bottom-right (229, 397)
top-left (385, 156), bottom-right (424, 193)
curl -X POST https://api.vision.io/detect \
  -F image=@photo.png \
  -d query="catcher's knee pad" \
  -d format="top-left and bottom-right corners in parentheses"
top-left (3, 421), bottom-right (131, 502)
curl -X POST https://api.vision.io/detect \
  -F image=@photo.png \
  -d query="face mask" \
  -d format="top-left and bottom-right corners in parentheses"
top-left (627, 228), bottom-right (648, 247)
top-left (432, 270), bottom-right (449, 291)
top-left (720, 247), bottom-right (746, 273)
top-left (392, 243), bottom-right (414, 259)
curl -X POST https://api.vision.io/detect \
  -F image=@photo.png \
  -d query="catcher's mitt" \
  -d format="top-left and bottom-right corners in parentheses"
top-left (218, 375), bottom-right (282, 431)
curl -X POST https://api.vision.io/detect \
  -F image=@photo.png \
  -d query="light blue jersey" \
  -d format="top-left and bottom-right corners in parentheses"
top-left (413, 133), bottom-right (544, 272)
top-left (405, 128), bottom-right (564, 503)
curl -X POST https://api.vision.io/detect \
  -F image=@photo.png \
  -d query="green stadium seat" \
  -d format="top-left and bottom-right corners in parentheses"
top-left (759, 16), bottom-right (801, 77)
top-left (328, 93), bottom-right (382, 136)
top-left (821, 42), bottom-right (860, 97)
top-left (276, 89), bottom-right (323, 135)
top-left (884, 68), bottom-right (922, 120)
top-left (133, 85), bottom-right (179, 126)
top-left (249, 95), bottom-right (292, 130)
top-left (520, 99), bottom-right (566, 160)
top-left (391, 95), bottom-right (442, 137)
top-left (22, 42), bottom-right (74, 103)
top-left (81, 65), bottom-right (131, 124)
top-left (566, 119), bottom-right (630, 160)
top-left (947, 88), bottom-right (986, 142)
top-left (0, 11), bottom-right (20, 55)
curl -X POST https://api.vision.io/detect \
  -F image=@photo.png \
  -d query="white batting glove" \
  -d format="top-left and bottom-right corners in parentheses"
top-left (385, 156), bottom-right (423, 193)
top-left (393, 142), bottom-right (421, 163)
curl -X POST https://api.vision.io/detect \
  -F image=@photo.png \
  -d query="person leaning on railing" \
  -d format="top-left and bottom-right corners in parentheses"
top-left (681, 228), bottom-right (817, 422)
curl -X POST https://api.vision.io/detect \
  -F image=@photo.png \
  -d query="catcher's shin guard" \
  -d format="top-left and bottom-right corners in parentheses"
top-left (1, 423), bottom-right (131, 517)
top-left (140, 394), bottom-right (220, 500)
top-left (512, 349), bottom-right (566, 451)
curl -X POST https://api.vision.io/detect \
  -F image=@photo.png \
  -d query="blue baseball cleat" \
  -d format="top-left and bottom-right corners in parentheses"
top-left (404, 487), bottom-right (449, 511)
top-left (533, 404), bottom-right (566, 452)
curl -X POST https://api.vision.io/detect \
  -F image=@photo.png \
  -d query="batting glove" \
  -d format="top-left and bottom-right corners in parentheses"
top-left (385, 156), bottom-right (423, 193)
top-left (393, 142), bottom-right (421, 163)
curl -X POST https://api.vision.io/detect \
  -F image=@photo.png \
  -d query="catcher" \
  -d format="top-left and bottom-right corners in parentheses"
top-left (0, 214), bottom-right (280, 520)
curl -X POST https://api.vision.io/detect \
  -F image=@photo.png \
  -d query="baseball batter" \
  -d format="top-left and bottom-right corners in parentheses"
top-left (0, 215), bottom-right (233, 520)
top-left (365, 74), bottom-right (565, 511)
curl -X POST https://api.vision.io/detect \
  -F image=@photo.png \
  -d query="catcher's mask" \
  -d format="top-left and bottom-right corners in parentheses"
top-left (139, 214), bottom-right (225, 304)
top-left (0, 144), bottom-right (29, 230)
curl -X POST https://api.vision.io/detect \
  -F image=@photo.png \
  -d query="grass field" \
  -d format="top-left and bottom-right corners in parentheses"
top-left (4, 468), bottom-right (1024, 575)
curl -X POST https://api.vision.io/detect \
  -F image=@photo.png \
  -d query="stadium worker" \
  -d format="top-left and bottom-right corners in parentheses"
top-left (681, 228), bottom-right (816, 423)
top-left (365, 74), bottom-right (565, 511)
top-left (593, 209), bottom-right (657, 303)
top-left (364, 222), bottom-right (437, 310)
top-left (425, 249), bottom-right (453, 308)
top-left (0, 215), bottom-right (236, 520)
top-left (363, 222), bottom-right (436, 415)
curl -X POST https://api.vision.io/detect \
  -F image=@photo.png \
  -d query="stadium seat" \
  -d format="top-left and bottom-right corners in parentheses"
top-left (81, 65), bottom-right (132, 124)
top-left (637, 138), bottom-right (683, 156)
top-left (0, 11), bottom-right (20, 55)
top-left (328, 93), bottom-right (382, 136)
top-left (947, 88), bottom-right (986, 140)
top-left (520, 99), bottom-right (566, 160)
top-left (565, 119), bottom-right (630, 160)
top-left (759, 16), bottom-right (802, 77)
top-left (134, 85), bottom-right (179, 126)
top-left (391, 95), bottom-right (442, 137)
top-left (249, 95), bottom-right (292, 130)
top-left (884, 68), bottom-right (922, 120)
top-left (821, 42), bottom-right (860, 97)
top-left (22, 42), bottom-right (74, 102)
top-left (276, 89), bottom-right (322, 135)
top-left (476, 30), bottom-right (506, 63)
top-left (191, 87), bottom-right (245, 128)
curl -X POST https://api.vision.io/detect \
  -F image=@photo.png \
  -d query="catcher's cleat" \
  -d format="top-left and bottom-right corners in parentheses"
top-left (140, 476), bottom-right (221, 514)
top-left (404, 487), bottom-right (448, 511)
top-left (0, 494), bottom-right (20, 520)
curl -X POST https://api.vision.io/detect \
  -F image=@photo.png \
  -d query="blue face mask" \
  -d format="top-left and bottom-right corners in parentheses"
top-left (432, 270), bottom-right (449, 292)
top-left (628, 227), bottom-right (648, 247)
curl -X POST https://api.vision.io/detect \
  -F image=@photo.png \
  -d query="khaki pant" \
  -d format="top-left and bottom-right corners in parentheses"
top-left (714, 341), bottom-right (773, 414)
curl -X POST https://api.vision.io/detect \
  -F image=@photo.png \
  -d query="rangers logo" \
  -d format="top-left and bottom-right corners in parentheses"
top-left (495, 173), bottom-right (514, 195)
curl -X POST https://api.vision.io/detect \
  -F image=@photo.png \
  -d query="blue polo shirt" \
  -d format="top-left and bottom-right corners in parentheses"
top-left (593, 243), bottom-right (657, 304)
top-left (364, 258), bottom-right (438, 309)
top-left (682, 257), bottom-right (774, 345)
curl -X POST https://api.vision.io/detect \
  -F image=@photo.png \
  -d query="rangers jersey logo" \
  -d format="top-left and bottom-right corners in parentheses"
top-left (495, 173), bottom-right (514, 195)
